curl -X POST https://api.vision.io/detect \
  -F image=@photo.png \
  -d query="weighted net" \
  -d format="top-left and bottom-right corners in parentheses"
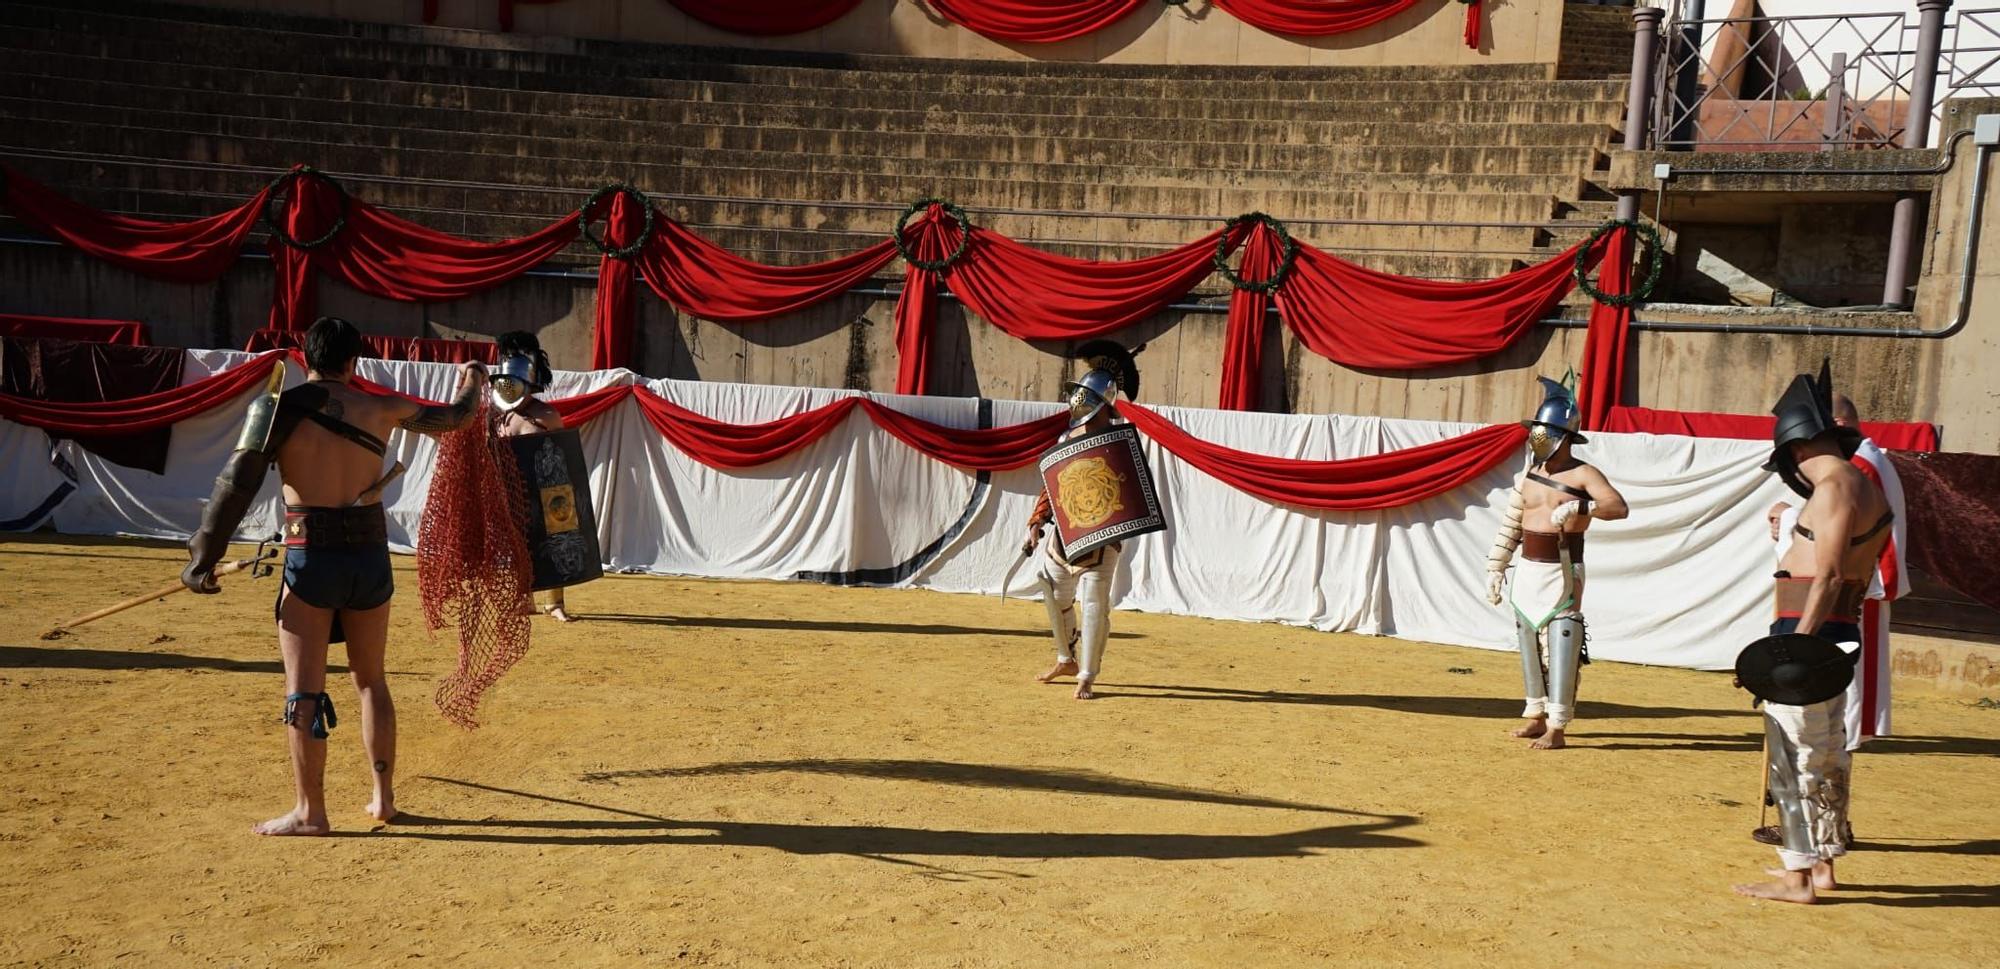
top-left (416, 400), bottom-right (534, 729)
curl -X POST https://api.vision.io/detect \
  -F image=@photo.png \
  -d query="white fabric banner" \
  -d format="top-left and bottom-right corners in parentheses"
top-left (1, 350), bottom-right (1794, 670)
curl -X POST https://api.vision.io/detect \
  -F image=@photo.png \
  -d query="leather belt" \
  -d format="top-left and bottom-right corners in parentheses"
top-left (1521, 530), bottom-right (1584, 564)
top-left (283, 504), bottom-right (388, 548)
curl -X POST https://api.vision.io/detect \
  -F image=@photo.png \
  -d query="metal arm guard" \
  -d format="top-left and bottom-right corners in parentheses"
top-left (1487, 483), bottom-right (1527, 573)
top-left (183, 448), bottom-right (272, 592)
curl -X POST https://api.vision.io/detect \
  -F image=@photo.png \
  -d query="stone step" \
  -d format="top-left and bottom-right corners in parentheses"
top-left (0, 105), bottom-right (1609, 188)
top-left (0, 67), bottom-right (1624, 151)
top-left (1, 49), bottom-right (1626, 131)
top-left (12, 157), bottom-right (1585, 244)
top-left (0, 18), bottom-right (1630, 107)
top-left (12, 162), bottom-right (1577, 260)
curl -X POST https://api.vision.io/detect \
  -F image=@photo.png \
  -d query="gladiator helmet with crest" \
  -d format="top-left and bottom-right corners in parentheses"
top-left (490, 330), bottom-right (553, 413)
top-left (1764, 358), bottom-right (1862, 498)
top-left (1522, 370), bottom-right (1587, 465)
top-left (1062, 340), bottom-right (1142, 429)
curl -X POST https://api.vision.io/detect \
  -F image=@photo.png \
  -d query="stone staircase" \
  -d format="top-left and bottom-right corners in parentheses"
top-left (1556, 2), bottom-right (1637, 81)
top-left (0, 0), bottom-right (1629, 297)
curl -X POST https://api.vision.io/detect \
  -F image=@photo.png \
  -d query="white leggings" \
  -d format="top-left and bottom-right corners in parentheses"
top-left (1038, 545), bottom-right (1120, 681)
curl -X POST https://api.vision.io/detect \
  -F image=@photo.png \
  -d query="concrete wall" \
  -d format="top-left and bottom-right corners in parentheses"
top-left (184, 0), bottom-right (1567, 67)
top-left (1910, 97), bottom-right (2000, 453)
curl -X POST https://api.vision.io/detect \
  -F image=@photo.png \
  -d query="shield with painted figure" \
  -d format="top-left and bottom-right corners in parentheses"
top-left (1036, 424), bottom-right (1166, 561)
top-left (504, 428), bottom-right (603, 591)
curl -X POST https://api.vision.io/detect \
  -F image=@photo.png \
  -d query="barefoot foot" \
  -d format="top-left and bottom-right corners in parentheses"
top-left (1530, 727), bottom-right (1567, 750)
top-left (1761, 864), bottom-right (1835, 891)
top-left (253, 810), bottom-right (330, 837)
top-left (364, 798), bottom-right (399, 824)
top-left (1035, 660), bottom-right (1079, 684)
top-left (1074, 679), bottom-right (1096, 700)
top-left (546, 606), bottom-right (577, 623)
top-left (1734, 876), bottom-right (1816, 904)
top-left (1511, 718), bottom-right (1547, 739)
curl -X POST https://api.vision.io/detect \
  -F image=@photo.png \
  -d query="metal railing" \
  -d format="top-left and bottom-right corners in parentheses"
top-left (1649, 1), bottom-right (1999, 152)
top-left (1654, 5), bottom-right (1917, 150)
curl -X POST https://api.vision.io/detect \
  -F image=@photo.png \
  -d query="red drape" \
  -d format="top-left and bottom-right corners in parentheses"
top-left (924, 0), bottom-right (1148, 43)
top-left (319, 199), bottom-right (579, 303)
top-left (1577, 227), bottom-right (1632, 431)
top-left (266, 169), bottom-right (580, 332)
top-left (637, 216), bottom-right (897, 323)
top-left (893, 208), bottom-right (955, 396)
top-left (1117, 400), bottom-right (1528, 511)
top-left (1212, 0), bottom-right (1421, 36)
top-left (0, 314), bottom-right (149, 347)
top-left (549, 384), bottom-right (634, 427)
top-left (1264, 234), bottom-right (1605, 375)
top-left (244, 328), bottom-right (499, 364)
top-left (634, 392), bottom-right (862, 469)
top-left (947, 225), bottom-right (1241, 341)
top-left (0, 351), bottom-right (284, 435)
top-left (858, 400), bottom-right (1069, 471)
top-left (1603, 406), bottom-right (1940, 453)
top-left (2, 165), bottom-right (270, 284)
top-left (591, 190), bottom-right (643, 371)
top-left (1217, 225), bottom-right (1281, 411)
top-left (669, 0), bottom-right (866, 34)
top-left (1463, 0), bottom-right (1483, 49)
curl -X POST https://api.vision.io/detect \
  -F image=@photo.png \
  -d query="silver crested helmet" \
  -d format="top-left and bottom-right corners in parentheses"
top-left (1060, 340), bottom-right (1142, 430)
top-left (1064, 368), bottom-right (1120, 427)
top-left (1522, 372), bottom-right (1586, 464)
top-left (490, 353), bottom-right (539, 411)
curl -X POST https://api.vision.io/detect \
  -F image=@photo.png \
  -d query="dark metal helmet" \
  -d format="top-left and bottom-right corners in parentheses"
top-left (1061, 340), bottom-right (1142, 429)
top-left (1763, 358), bottom-right (1862, 497)
top-left (490, 352), bottom-right (541, 411)
top-left (1522, 372), bottom-right (1586, 463)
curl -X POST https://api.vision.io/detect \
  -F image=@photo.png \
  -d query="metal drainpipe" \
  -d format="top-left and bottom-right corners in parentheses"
top-left (1882, 0), bottom-right (1954, 307)
top-left (1616, 8), bottom-right (1668, 222)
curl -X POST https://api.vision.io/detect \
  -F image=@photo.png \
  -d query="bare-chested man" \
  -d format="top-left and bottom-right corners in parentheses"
top-left (182, 317), bottom-right (483, 836)
top-left (1734, 363), bottom-right (1891, 904)
top-left (488, 330), bottom-right (574, 622)
top-left (1485, 374), bottom-right (1629, 750)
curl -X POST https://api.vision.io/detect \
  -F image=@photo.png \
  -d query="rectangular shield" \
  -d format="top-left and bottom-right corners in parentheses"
top-left (1037, 424), bottom-right (1166, 560)
top-left (506, 428), bottom-right (604, 591)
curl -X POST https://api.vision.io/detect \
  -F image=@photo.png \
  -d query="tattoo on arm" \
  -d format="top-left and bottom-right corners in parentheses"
top-left (397, 381), bottom-right (480, 434)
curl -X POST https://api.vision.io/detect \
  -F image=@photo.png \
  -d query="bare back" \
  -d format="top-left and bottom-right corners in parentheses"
top-left (274, 382), bottom-right (409, 507)
top-left (1778, 461), bottom-right (1891, 580)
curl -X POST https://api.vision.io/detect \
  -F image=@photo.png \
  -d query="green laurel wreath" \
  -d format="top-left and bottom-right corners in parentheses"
top-left (1214, 212), bottom-right (1300, 295)
top-left (580, 183), bottom-right (656, 259)
top-left (264, 166), bottom-right (349, 250)
top-left (895, 196), bottom-right (973, 273)
top-left (1573, 218), bottom-right (1664, 308)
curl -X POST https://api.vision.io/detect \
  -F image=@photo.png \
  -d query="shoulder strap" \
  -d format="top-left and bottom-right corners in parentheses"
top-left (1526, 471), bottom-right (1592, 503)
top-left (1850, 510), bottom-right (1895, 546)
top-left (278, 385), bottom-right (388, 458)
top-left (1793, 510), bottom-right (1895, 547)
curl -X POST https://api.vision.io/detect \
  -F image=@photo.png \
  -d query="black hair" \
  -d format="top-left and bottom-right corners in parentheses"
top-left (303, 316), bottom-right (366, 375)
top-left (496, 329), bottom-right (553, 388)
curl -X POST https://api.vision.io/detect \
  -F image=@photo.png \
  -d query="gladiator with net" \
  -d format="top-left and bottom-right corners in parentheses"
top-left (181, 317), bottom-right (485, 836)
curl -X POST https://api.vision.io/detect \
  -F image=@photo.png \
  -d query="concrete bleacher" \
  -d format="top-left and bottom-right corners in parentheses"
top-left (0, 0), bottom-right (1630, 287)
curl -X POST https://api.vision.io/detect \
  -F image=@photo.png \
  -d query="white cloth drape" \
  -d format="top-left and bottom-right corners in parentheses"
top-left (1, 351), bottom-right (1796, 671)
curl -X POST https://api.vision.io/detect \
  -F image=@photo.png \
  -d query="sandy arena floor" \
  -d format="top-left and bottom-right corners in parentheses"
top-left (2, 533), bottom-right (1996, 967)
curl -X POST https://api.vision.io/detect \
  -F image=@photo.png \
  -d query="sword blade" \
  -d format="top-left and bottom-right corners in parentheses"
top-left (996, 549), bottom-right (1031, 601)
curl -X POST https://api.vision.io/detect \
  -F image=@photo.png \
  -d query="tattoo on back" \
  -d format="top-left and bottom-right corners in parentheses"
top-left (320, 397), bottom-right (344, 421)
